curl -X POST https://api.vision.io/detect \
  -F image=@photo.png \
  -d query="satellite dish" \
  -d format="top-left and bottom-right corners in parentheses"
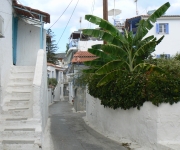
top-left (108, 9), bottom-right (122, 16)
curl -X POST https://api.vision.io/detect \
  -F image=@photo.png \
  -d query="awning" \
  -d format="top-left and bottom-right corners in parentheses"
top-left (13, 0), bottom-right (50, 23)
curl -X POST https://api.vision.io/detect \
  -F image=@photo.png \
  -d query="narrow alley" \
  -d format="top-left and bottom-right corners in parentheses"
top-left (49, 101), bottom-right (127, 150)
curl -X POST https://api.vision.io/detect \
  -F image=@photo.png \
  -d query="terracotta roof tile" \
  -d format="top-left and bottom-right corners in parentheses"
top-left (71, 51), bottom-right (98, 63)
top-left (47, 62), bottom-right (55, 67)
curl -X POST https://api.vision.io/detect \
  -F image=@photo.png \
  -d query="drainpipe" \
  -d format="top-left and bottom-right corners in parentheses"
top-left (40, 15), bottom-right (44, 49)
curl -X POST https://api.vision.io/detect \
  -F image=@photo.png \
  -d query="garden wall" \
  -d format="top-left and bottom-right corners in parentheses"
top-left (86, 91), bottom-right (180, 149)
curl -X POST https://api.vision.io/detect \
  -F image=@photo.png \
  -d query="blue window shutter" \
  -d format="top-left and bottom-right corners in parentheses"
top-left (166, 23), bottom-right (169, 34)
top-left (156, 23), bottom-right (159, 34)
top-left (130, 22), bottom-right (132, 31)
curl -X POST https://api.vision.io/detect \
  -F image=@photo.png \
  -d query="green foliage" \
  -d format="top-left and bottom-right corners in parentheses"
top-left (48, 78), bottom-right (58, 88)
top-left (86, 58), bottom-right (180, 110)
top-left (82, 2), bottom-right (180, 110)
top-left (174, 52), bottom-right (180, 61)
top-left (66, 43), bottom-right (69, 54)
top-left (46, 29), bottom-right (58, 64)
top-left (83, 2), bottom-right (170, 87)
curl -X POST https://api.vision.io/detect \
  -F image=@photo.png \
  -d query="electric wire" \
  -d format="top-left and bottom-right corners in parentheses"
top-left (49, 0), bottom-right (74, 29)
top-left (90, 0), bottom-right (96, 28)
top-left (57, 0), bottom-right (80, 45)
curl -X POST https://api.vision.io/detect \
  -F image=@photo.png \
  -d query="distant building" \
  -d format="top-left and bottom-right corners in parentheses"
top-left (125, 15), bottom-right (180, 55)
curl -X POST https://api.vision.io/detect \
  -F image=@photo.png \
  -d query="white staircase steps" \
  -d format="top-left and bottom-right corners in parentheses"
top-left (0, 66), bottom-right (43, 149)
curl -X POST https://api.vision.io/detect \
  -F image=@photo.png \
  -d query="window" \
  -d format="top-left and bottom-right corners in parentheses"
top-left (156, 23), bottom-right (169, 34)
top-left (156, 54), bottom-right (170, 59)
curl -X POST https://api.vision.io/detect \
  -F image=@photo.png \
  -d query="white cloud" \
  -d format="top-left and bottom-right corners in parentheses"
top-left (21, 0), bottom-right (180, 52)
top-left (70, 26), bottom-right (78, 33)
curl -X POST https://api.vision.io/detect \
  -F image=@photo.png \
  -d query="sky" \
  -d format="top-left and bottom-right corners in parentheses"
top-left (20, 0), bottom-right (180, 53)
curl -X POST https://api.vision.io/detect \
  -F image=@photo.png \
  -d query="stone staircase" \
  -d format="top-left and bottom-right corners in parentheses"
top-left (0, 66), bottom-right (42, 150)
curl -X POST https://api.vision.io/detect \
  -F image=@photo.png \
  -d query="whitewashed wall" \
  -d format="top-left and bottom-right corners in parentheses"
top-left (16, 20), bottom-right (46, 66)
top-left (0, 0), bottom-right (13, 111)
top-left (32, 49), bottom-right (48, 132)
top-left (48, 88), bottom-right (53, 105)
top-left (86, 92), bottom-right (180, 149)
top-left (78, 41), bottom-right (103, 51)
top-left (47, 66), bottom-right (56, 78)
top-left (145, 17), bottom-right (180, 55)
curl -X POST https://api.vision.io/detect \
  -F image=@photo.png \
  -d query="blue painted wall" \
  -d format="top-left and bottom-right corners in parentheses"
top-left (12, 16), bottom-right (18, 65)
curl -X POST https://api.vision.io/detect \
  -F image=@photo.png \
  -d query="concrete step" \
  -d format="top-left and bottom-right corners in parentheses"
top-left (3, 93), bottom-right (31, 105)
top-left (4, 99), bottom-right (30, 107)
top-left (3, 106), bottom-right (30, 111)
top-left (0, 142), bottom-right (42, 150)
top-left (0, 130), bottom-right (41, 139)
top-left (8, 80), bottom-right (33, 86)
top-left (4, 128), bottom-right (35, 131)
top-left (2, 108), bottom-right (32, 117)
top-left (6, 86), bottom-right (32, 93)
top-left (11, 66), bottom-right (35, 73)
top-left (10, 72), bottom-right (34, 79)
top-left (5, 92), bottom-right (31, 99)
top-left (9, 78), bottom-right (33, 84)
top-left (0, 118), bottom-right (41, 129)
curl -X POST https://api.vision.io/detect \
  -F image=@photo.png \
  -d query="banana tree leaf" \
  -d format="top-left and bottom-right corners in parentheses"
top-left (97, 69), bottom-right (122, 87)
top-left (133, 63), bottom-right (164, 73)
top-left (148, 2), bottom-right (170, 23)
top-left (101, 44), bottom-right (127, 59)
top-left (133, 41), bottom-right (157, 59)
top-left (85, 15), bottom-right (121, 37)
top-left (83, 29), bottom-right (113, 43)
top-left (92, 44), bottom-right (102, 49)
top-left (134, 2), bottom-right (170, 42)
top-left (88, 48), bottom-right (114, 61)
top-left (96, 60), bottom-right (124, 75)
top-left (156, 35), bottom-right (164, 45)
top-left (83, 68), bottom-right (98, 73)
top-left (141, 35), bottom-right (154, 43)
top-left (84, 60), bottom-right (105, 67)
top-left (85, 14), bottom-right (101, 25)
top-left (83, 29), bottom-right (104, 38)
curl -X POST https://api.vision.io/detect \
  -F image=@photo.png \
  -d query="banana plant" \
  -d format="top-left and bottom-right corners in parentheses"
top-left (83, 2), bottom-right (170, 87)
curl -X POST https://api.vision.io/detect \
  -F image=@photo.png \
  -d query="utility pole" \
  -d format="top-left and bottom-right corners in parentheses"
top-left (103, 0), bottom-right (108, 44)
top-left (103, 0), bottom-right (108, 21)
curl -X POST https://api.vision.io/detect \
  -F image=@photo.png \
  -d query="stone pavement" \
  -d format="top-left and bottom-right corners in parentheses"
top-left (49, 101), bottom-right (128, 150)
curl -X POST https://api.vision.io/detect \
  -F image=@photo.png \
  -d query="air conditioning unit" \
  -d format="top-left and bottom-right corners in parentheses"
top-left (0, 15), bottom-right (4, 38)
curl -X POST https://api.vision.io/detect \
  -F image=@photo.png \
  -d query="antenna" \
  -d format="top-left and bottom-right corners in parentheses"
top-left (134, 0), bottom-right (138, 15)
top-left (108, 0), bottom-right (122, 29)
top-left (79, 17), bottom-right (82, 29)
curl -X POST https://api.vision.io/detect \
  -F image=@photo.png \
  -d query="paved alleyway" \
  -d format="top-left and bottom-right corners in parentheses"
top-left (49, 101), bottom-right (127, 150)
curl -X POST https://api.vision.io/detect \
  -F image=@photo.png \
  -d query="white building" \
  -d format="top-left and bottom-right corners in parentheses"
top-left (66, 30), bottom-right (103, 104)
top-left (0, 0), bottom-right (50, 149)
top-left (126, 15), bottom-right (180, 56)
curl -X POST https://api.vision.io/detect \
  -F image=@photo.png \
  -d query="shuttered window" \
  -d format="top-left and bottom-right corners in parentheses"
top-left (156, 23), bottom-right (169, 34)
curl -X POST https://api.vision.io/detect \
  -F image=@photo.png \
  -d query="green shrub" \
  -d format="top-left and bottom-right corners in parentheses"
top-left (48, 78), bottom-right (58, 88)
top-left (86, 58), bottom-right (180, 110)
